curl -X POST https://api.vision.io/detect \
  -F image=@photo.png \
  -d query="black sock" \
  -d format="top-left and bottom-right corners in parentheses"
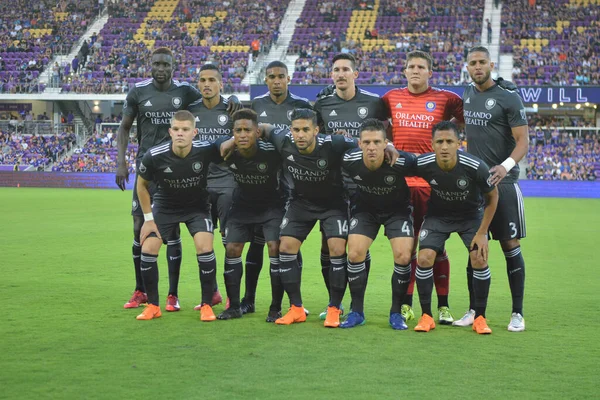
top-left (224, 256), bottom-right (243, 309)
top-left (347, 260), bottom-right (367, 314)
top-left (244, 235), bottom-right (265, 302)
top-left (437, 295), bottom-right (449, 308)
top-left (140, 253), bottom-right (159, 305)
top-left (391, 263), bottom-right (411, 314)
top-left (280, 252), bottom-right (302, 306)
top-left (166, 238), bottom-right (182, 297)
top-left (404, 294), bottom-right (413, 307)
top-left (132, 240), bottom-right (144, 292)
top-left (269, 256), bottom-right (284, 311)
top-left (329, 255), bottom-right (347, 308)
top-left (466, 259), bottom-right (475, 310)
top-left (364, 251), bottom-right (372, 285)
top-left (320, 252), bottom-right (331, 299)
top-left (472, 266), bottom-right (491, 318)
top-left (197, 251), bottom-right (217, 305)
top-left (505, 246), bottom-right (525, 316)
top-left (416, 265), bottom-right (434, 316)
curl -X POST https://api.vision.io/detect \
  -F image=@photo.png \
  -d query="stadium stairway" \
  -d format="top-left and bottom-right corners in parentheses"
top-left (242, 0), bottom-right (308, 86)
top-left (40, 8), bottom-right (110, 93)
top-left (55, 100), bottom-right (95, 138)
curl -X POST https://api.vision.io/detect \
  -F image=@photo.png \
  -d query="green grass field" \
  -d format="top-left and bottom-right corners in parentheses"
top-left (1, 187), bottom-right (598, 399)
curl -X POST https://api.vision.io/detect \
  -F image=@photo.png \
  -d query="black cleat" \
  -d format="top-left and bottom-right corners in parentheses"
top-left (217, 307), bottom-right (243, 320)
top-left (265, 310), bottom-right (282, 323)
top-left (240, 298), bottom-right (256, 314)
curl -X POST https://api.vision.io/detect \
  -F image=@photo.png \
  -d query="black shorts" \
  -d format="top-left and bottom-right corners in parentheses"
top-left (131, 173), bottom-right (158, 217)
top-left (208, 186), bottom-right (234, 234)
top-left (349, 207), bottom-right (414, 240)
top-left (280, 198), bottom-right (348, 242)
top-left (151, 209), bottom-right (214, 244)
top-left (226, 203), bottom-right (285, 243)
top-left (418, 214), bottom-right (482, 253)
top-left (489, 182), bottom-right (526, 241)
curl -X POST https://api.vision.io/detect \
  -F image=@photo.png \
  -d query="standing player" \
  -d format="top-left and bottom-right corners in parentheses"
top-left (413, 121), bottom-right (498, 334)
top-left (382, 50), bottom-right (464, 325)
top-left (135, 110), bottom-right (223, 322)
top-left (216, 109), bottom-right (286, 322)
top-left (313, 53), bottom-right (389, 319)
top-left (462, 46), bottom-right (529, 332)
top-left (238, 61), bottom-right (312, 314)
top-left (116, 47), bottom-right (202, 311)
top-left (340, 119), bottom-right (416, 330)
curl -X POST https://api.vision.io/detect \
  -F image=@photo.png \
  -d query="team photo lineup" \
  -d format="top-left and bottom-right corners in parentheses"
top-left (118, 46), bottom-right (527, 334)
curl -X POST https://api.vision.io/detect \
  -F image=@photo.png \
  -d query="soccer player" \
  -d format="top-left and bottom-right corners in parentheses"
top-left (340, 119), bottom-right (416, 329)
top-left (462, 46), bottom-right (529, 332)
top-left (413, 121), bottom-right (498, 334)
top-left (134, 110), bottom-right (224, 321)
top-left (115, 47), bottom-right (202, 311)
top-left (237, 61), bottom-right (312, 314)
top-left (216, 109), bottom-right (287, 322)
top-left (313, 53), bottom-right (389, 319)
top-left (382, 50), bottom-right (464, 325)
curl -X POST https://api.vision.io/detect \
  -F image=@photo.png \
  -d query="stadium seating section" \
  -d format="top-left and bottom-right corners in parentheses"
top-left (0, 129), bottom-right (76, 169)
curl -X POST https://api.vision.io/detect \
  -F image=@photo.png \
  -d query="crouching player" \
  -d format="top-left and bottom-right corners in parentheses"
top-left (216, 110), bottom-right (287, 322)
top-left (413, 121), bottom-right (498, 334)
top-left (135, 110), bottom-right (223, 321)
top-left (341, 119), bottom-right (417, 329)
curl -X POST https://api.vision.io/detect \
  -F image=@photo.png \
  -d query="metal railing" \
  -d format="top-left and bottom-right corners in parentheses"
top-left (0, 121), bottom-right (84, 136)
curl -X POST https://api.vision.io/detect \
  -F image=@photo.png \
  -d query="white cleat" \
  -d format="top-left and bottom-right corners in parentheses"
top-left (452, 309), bottom-right (475, 326)
top-left (507, 312), bottom-right (525, 332)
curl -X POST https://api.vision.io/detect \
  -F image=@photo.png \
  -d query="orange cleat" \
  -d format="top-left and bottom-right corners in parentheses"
top-left (414, 314), bottom-right (436, 332)
top-left (324, 306), bottom-right (342, 328)
top-left (275, 305), bottom-right (307, 325)
top-left (200, 304), bottom-right (216, 322)
top-left (136, 304), bottom-right (162, 320)
top-left (473, 315), bottom-right (492, 334)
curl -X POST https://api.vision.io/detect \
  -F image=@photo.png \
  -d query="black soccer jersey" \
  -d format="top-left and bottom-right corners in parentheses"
top-left (462, 83), bottom-right (527, 184)
top-left (415, 151), bottom-right (495, 218)
top-left (252, 91), bottom-right (312, 130)
top-left (138, 140), bottom-right (221, 211)
top-left (225, 141), bottom-right (283, 206)
top-left (268, 130), bottom-right (357, 206)
top-left (342, 148), bottom-right (416, 211)
top-left (314, 87), bottom-right (389, 137)
top-left (188, 96), bottom-right (234, 187)
top-left (123, 79), bottom-right (202, 160)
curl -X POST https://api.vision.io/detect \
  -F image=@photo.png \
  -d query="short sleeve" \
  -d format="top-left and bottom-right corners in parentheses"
top-left (375, 98), bottom-right (390, 120)
top-left (138, 151), bottom-right (154, 182)
top-left (268, 128), bottom-right (290, 152)
top-left (476, 161), bottom-right (495, 193)
top-left (186, 84), bottom-right (202, 106)
top-left (506, 93), bottom-right (527, 128)
top-left (447, 92), bottom-right (464, 123)
top-left (123, 87), bottom-right (138, 118)
top-left (313, 100), bottom-right (325, 130)
top-left (395, 151), bottom-right (417, 176)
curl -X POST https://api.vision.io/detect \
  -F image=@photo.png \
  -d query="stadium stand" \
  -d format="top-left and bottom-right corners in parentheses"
top-left (0, 129), bottom-right (76, 170)
top-left (501, 0), bottom-right (600, 86)
top-left (0, 0), bottom-right (99, 93)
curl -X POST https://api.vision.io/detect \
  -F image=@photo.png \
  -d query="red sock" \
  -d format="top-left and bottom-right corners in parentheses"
top-left (433, 250), bottom-right (450, 296)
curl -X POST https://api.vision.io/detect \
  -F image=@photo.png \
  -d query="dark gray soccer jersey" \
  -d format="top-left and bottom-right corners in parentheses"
top-left (123, 79), bottom-right (202, 160)
top-left (462, 83), bottom-right (527, 184)
top-left (314, 88), bottom-right (390, 137)
top-left (138, 140), bottom-right (221, 212)
top-left (188, 96), bottom-right (234, 187)
top-left (342, 148), bottom-right (416, 212)
top-left (225, 141), bottom-right (283, 206)
top-left (268, 130), bottom-right (357, 207)
top-left (251, 91), bottom-right (312, 130)
top-left (415, 151), bottom-right (495, 218)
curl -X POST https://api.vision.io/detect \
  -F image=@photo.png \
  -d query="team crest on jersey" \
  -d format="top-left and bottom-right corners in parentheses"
top-left (485, 98), bottom-right (496, 110)
top-left (280, 217), bottom-right (289, 229)
top-left (457, 177), bottom-right (469, 190)
top-left (350, 218), bottom-right (359, 230)
top-left (317, 159), bottom-right (328, 170)
top-left (257, 163), bottom-right (268, 173)
top-left (138, 162), bottom-right (147, 173)
top-left (172, 97), bottom-right (182, 108)
top-left (384, 175), bottom-right (396, 185)
top-left (419, 229), bottom-right (429, 239)
top-left (287, 110), bottom-right (294, 121)
top-left (132, 200), bottom-right (138, 211)
top-left (357, 107), bottom-right (368, 119)
top-left (192, 162), bottom-right (203, 173)
top-left (425, 101), bottom-right (436, 112)
top-left (218, 114), bottom-right (229, 126)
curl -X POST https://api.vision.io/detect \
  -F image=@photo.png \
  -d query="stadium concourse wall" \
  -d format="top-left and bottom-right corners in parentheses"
top-left (1, 171), bottom-right (598, 199)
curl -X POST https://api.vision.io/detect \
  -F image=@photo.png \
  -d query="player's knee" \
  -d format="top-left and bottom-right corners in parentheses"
top-left (469, 252), bottom-right (486, 269)
top-left (500, 238), bottom-right (520, 252)
top-left (266, 241), bottom-right (279, 257)
top-left (393, 250), bottom-right (412, 266)
top-left (417, 250), bottom-right (436, 268)
top-left (347, 248), bottom-right (367, 263)
top-left (279, 237), bottom-right (299, 254)
top-left (141, 237), bottom-right (161, 254)
top-left (225, 243), bottom-right (244, 258)
top-left (328, 241), bottom-right (347, 257)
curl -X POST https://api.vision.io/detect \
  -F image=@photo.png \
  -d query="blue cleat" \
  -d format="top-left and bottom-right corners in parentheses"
top-left (389, 312), bottom-right (408, 330)
top-left (340, 311), bottom-right (366, 328)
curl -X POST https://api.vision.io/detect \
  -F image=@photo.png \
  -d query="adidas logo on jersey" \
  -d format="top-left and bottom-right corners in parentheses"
top-left (260, 111), bottom-right (267, 117)
top-left (164, 167), bottom-right (173, 173)
top-left (329, 110), bottom-right (338, 116)
top-left (195, 116), bottom-right (200, 122)
top-left (287, 155), bottom-right (295, 161)
top-left (465, 98), bottom-right (471, 104)
top-left (430, 179), bottom-right (438, 185)
top-left (395, 103), bottom-right (403, 108)
top-left (144, 100), bottom-right (153, 107)
top-left (230, 163), bottom-right (237, 170)
top-left (353, 175), bottom-right (362, 181)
